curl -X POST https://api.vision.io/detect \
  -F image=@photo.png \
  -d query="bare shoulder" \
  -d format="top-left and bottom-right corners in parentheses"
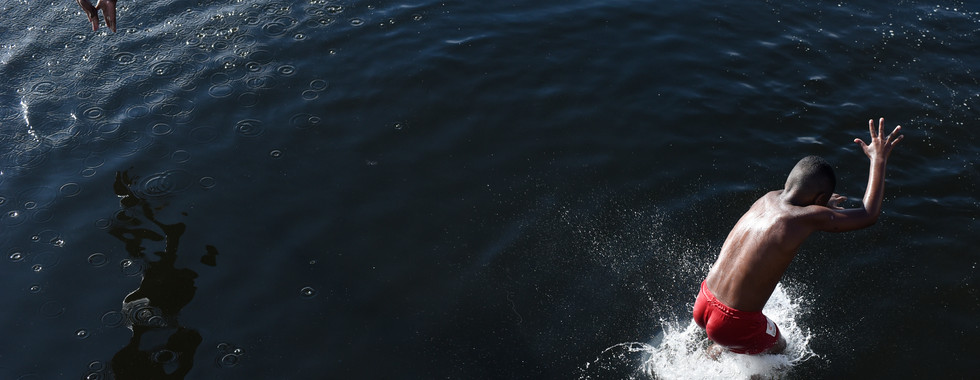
top-left (765, 192), bottom-right (832, 227)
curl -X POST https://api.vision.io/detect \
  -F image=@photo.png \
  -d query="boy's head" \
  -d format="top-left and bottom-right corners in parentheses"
top-left (784, 155), bottom-right (836, 206)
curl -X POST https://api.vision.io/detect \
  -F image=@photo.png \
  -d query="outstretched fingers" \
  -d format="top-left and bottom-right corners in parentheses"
top-left (888, 126), bottom-right (905, 147)
top-left (853, 137), bottom-right (868, 150)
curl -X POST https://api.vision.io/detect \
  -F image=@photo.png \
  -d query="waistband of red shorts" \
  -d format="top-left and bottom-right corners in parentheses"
top-left (700, 280), bottom-right (758, 318)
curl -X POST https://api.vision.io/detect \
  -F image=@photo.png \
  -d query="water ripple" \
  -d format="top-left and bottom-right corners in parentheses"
top-left (235, 119), bottom-right (265, 136)
top-left (150, 60), bottom-right (183, 78)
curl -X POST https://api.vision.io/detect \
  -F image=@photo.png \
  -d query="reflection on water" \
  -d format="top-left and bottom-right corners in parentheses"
top-left (95, 171), bottom-right (218, 378)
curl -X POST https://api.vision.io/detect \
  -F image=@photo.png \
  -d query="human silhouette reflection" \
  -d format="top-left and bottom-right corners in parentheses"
top-left (105, 171), bottom-right (216, 379)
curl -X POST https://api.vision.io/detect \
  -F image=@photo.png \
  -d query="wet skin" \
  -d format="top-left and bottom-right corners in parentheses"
top-left (703, 118), bottom-right (903, 355)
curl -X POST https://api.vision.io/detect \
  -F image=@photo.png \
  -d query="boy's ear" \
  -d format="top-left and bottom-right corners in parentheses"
top-left (813, 192), bottom-right (830, 206)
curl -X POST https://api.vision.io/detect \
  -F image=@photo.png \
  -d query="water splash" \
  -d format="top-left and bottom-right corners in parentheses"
top-left (642, 283), bottom-right (816, 379)
top-left (587, 283), bottom-right (817, 379)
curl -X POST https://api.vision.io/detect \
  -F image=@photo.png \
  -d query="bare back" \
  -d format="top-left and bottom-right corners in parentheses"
top-left (704, 190), bottom-right (820, 311)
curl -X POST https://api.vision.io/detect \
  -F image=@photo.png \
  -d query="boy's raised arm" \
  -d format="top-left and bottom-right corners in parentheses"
top-left (813, 118), bottom-right (904, 232)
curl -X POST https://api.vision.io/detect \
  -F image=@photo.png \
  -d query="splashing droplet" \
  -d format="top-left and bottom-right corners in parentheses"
top-left (300, 286), bottom-right (317, 298)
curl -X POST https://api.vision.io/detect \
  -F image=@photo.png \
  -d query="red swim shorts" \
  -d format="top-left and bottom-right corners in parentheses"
top-left (692, 280), bottom-right (780, 354)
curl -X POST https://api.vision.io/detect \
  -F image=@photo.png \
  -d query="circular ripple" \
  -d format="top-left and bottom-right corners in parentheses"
top-left (234, 34), bottom-right (257, 46)
top-left (113, 52), bottom-right (136, 65)
top-left (87, 253), bottom-right (109, 267)
top-left (60, 183), bottom-right (81, 197)
top-left (96, 122), bottom-right (123, 140)
top-left (235, 119), bottom-right (264, 137)
top-left (276, 65), bottom-right (295, 76)
top-left (150, 61), bottom-right (182, 78)
top-left (149, 123), bottom-right (173, 136)
top-left (2, 210), bottom-right (25, 226)
top-left (245, 75), bottom-right (276, 89)
top-left (217, 353), bottom-right (241, 368)
top-left (101, 311), bottom-right (124, 327)
top-left (302, 90), bottom-right (318, 100)
top-left (262, 22), bottom-right (288, 36)
top-left (138, 170), bottom-right (194, 197)
top-left (172, 150), bottom-right (191, 163)
top-left (152, 349), bottom-right (178, 364)
top-left (300, 286), bottom-right (317, 297)
top-left (309, 79), bottom-right (328, 91)
top-left (199, 177), bottom-right (216, 189)
top-left (82, 106), bottom-right (105, 120)
top-left (289, 113), bottom-right (321, 130)
top-left (242, 15), bottom-right (261, 26)
top-left (119, 259), bottom-right (144, 276)
top-left (208, 84), bottom-right (234, 98)
top-left (32, 81), bottom-right (57, 94)
top-left (128, 303), bottom-right (167, 327)
top-left (152, 98), bottom-right (195, 117)
top-left (126, 105), bottom-right (150, 118)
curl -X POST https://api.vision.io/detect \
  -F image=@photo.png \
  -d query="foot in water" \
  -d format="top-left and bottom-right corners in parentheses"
top-left (706, 343), bottom-right (726, 360)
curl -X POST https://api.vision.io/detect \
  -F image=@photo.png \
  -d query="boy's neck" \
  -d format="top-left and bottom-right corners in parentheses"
top-left (780, 189), bottom-right (816, 207)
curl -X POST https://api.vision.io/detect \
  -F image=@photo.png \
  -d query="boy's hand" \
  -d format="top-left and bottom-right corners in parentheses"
top-left (854, 118), bottom-right (903, 162)
top-left (827, 193), bottom-right (846, 210)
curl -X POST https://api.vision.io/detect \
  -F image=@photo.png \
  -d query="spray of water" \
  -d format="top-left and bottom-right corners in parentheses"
top-left (587, 282), bottom-right (818, 379)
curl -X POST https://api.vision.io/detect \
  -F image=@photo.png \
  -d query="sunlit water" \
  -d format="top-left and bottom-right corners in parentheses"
top-left (1, 0), bottom-right (978, 378)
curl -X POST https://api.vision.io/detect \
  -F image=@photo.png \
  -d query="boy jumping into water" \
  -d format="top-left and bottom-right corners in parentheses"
top-left (693, 118), bottom-right (903, 356)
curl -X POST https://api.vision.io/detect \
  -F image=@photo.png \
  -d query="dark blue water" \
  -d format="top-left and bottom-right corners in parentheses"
top-left (1, 0), bottom-right (977, 378)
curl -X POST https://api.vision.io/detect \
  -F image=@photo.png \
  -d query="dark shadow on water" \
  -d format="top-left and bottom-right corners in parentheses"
top-left (103, 170), bottom-right (217, 379)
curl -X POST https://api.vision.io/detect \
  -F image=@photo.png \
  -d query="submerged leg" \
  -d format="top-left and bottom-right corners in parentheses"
top-left (763, 335), bottom-right (787, 355)
top-left (706, 343), bottom-right (726, 360)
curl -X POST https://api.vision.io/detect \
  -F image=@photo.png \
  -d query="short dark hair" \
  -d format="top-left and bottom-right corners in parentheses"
top-left (785, 155), bottom-right (836, 195)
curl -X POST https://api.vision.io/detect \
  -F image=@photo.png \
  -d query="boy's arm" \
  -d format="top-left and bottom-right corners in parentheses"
top-left (812, 118), bottom-right (904, 232)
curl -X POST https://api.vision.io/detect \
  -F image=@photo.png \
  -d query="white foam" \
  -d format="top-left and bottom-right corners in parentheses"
top-left (590, 283), bottom-right (818, 379)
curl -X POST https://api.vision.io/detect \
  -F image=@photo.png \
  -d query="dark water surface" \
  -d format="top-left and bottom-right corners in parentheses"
top-left (1, 0), bottom-right (977, 378)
